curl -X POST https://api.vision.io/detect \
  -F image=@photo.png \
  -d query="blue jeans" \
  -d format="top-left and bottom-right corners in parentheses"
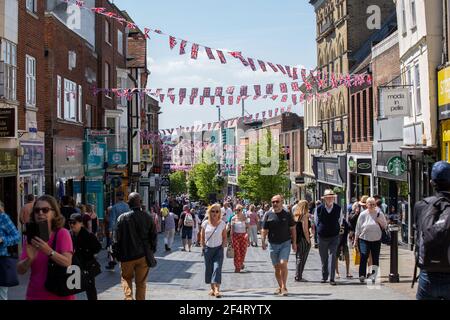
top-left (204, 246), bottom-right (224, 284)
top-left (318, 235), bottom-right (339, 281)
top-left (268, 240), bottom-right (292, 266)
top-left (358, 239), bottom-right (381, 278)
top-left (416, 271), bottom-right (450, 300)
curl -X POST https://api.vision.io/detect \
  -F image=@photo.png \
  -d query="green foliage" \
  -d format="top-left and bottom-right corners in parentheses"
top-left (169, 171), bottom-right (187, 196)
top-left (238, 129), bottom-right (290, 203)
top-left (191, 163), bottom-right (221, 202)
top-left (187, 172), bottom-right (199, 201)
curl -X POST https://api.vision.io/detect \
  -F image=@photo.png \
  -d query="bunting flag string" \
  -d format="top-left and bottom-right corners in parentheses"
top-left (61, 0), bottom-right (372, 84)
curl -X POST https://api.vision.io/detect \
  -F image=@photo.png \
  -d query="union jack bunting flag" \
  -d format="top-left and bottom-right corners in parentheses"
top-left (280, 83), bottom-right (288, 93)
top-left (268, 110), bottom-right (273, 117)
top-left (168, 88), bottom-right (175, 95)
top-left (275, 108), bottom-right (279, 116)
top-left (277, 64), bottom-right (286, 74)
top-left (155, 89), bottom-right (162, 95)
top-left (216, 50), bottom-right (227, 64)
top-left (240, 86), bottom-right (248, 96)
top-left (300, 93), bottom-right (306, 103)
top-left (293, 67), bottom-right (299, 80)
top-left (200, 96), bottom-right (205, 105)
top-left (258, 60), bottom-right (267, 72)
top-left (215, 87), bottom-right (223, 96)
top-left (92, 7), bottom-right (106, 14)
top-left (266, 84), bottom-right (274, 94)
top-left (267, 62), bottom-right (278, 72)
top-left (169, 95), bottom-right (176, 104)
top-left (248, 58), bottom-right (257, 71)
top-left (180, 40), bottom-right (187, 55)
top-left (169, 36), bottom-right (177, 50)
top-left (189, 96), bottom-right (195, 105)
top-left (365, 74), bottom-right (373, 85)
top-left (271, 95), bottom-right (278, 100)
top-left (220, 96), bottom-right (225, 105)
top-left (228, 96), bottom-right (234, 105)
top-left (281, 95), bottom-right (288, 102)
top-left (262, 111), bottom-right (266, 119)
top-left (191, 44), bottom-right (199, 59)
top-left (226, 86), bottom-right (235, 95)
top-left (159, 94), bottom-right (165, 103)
top-left (179, 88), bottom-right (187, 98)
top-left (205, 47), bottom-right (215, 60)
top-left (291, 82), bottom-right (300, 91)
top-left (254, 85), bottom-right (261, 96)
top-left (144, 28), bottom-right (151, 39)
top-left (292, 94), bottom-right (297, 105)
top-left (238, 56), bottom-right (249, 67)
top-left (191, 88), bottom-right (199, 97)
top-left (285, 66), bottom-right (292, 78)
top-left (203, 87), bottom-right (211, 97)
top-left (237, 96), bottom-right (242, 104)
top-left (179, 96), bottom-right (185, 104)
top-left (210, 96), bottom-right (215, 105)
top-left (229, 51), bottom-right (242, 58)
top-left (301, 69), bottom-right (313, 92)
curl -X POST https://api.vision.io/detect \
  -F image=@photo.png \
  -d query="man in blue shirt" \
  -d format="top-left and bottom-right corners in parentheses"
top-left (107, 192), bottom-right (130, 270)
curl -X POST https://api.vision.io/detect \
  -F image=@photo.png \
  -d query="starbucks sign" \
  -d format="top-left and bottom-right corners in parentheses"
top-left (387, 156), bottom-right (407, 177)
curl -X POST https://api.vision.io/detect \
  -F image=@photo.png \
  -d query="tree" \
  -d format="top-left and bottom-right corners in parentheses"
top-left (191, 162), bottom-right (221, 203)
top-left (238, 129), bottom-right (290, 203)
top-left (169, 171), bottom-right (187, 196)
top-left (187, 172), bottom-right (199, 201)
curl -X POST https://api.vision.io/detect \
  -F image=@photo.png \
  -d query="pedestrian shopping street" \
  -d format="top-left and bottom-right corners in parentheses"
top-left (9, 233), bottom-right (415, 300)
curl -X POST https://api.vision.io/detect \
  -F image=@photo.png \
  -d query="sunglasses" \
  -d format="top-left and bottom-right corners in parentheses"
top-left (34, 207), bottom-right (54, 214)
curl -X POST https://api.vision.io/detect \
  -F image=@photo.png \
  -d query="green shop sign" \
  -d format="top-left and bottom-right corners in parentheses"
top-left (84, 142), bottom-right (106, 176)
top-left (387, 156), bottom-right (407, 177)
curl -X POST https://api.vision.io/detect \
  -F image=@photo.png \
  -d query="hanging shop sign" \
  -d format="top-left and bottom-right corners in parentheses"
top-left (387, 156), bottom-right (407, 177)
top-left (332, 131), bottom-right (345, 145)
top-left (20, 144), bottom-right (45, 172)
top-left (357, 159), bottom-right (372, 174)
top-left (84, 142), bottom-right (106, 176)
top-left (348, 156), bottom-right (356, 173)
top-left (438, 66), bottom-right (450, 120)
top-left (108, 151), bottom-right (127, 165)
top-left (380, 87), bottom-right (411, 117)
top-left (0, 108), bottom-right (16, 138)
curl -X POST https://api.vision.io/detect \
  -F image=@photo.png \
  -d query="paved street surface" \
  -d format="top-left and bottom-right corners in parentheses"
top-left (9, 233), bottom-right (416, 300)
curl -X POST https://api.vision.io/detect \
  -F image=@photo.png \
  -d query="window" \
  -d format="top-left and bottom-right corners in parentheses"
top-left (64, 79), bottom-right (77, 121)
top-left (0, 40), bottom-right (17, 101)
top-left (86, 105), bottom-right (92, 127)
top-left (414, 64), bottom-right (422, 115)
top-left (105, 21), bottom-right (111, 44)
top-left (26, 55), bottom-right (36, 107)
top-left (26, 0), bottom-right (37, 13)
top-left (410, 0), bottom-right (417, 29)
top-left (105, 63), bottom-right (110, 97)
top-left (106, 117), bottom-right (117, 150)
top-left (401, 0), bottom-right (407, 35)
top-left (118, 30), bottom-right (123, 55)
top-left (57, 75), bottom-right (62, 118)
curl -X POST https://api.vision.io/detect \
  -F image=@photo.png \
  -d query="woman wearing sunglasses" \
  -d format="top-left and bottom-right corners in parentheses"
top-left (17, 195), bottom-right (74, 300)
top-left (201, 204), bottom-right (227, 298)
top-left (354, 197), bottom-right (387, 283)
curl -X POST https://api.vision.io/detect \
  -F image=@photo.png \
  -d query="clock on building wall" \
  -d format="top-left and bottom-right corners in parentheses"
top-left (306, 127), bottom-right (324, 149)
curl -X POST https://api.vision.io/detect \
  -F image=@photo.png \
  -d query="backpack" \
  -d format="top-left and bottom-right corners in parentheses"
top-left (412, 196), bottom-right (450, 286)
top-left (183, 213), bottom-right (194, 227)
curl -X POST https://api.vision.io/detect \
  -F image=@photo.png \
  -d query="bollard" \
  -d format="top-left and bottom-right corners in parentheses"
top-left (388, 223), bottom-right (400, 283)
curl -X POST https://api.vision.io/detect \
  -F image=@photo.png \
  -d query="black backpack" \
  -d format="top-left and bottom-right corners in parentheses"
top-left (412, 196), bottom-right (450, 287)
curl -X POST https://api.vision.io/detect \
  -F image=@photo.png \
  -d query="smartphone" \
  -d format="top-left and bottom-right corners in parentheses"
top-left (25, 222), bottom-right (50, 244)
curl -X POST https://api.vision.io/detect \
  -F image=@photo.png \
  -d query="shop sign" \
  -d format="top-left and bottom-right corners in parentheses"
top-left (66, 147), bottom-right (76, 162)
top-left (357, 159), bottom-right (372, 174)
top-left (295, 176), bottom-right (305, 184)
top-left (438, 66), bottom-right (450, 120)
top-left (332, 131), bottom-right (345, 145)
top-left (84, 142), bottom-right (106, 176)
top-left (348, 156), bottom-right (356, 173)
top-left (0, 149), bottom-right (17, 176)
top-left (108, 151), bottom-right (127, 165)
top-left (141, 144), bottom-right (152, 163)
top-left (387, 156), bottom-right (407, 177)
top-left (20, 145), bottom-right (45, 171)
top-left (380, 87), bottom-right (411, 117)
top-left (0, 108), bottom-right (15, 137)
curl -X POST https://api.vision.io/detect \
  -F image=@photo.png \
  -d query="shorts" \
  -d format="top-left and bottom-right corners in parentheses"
top-left (268, 240), bottom-right (292, 266)
top-left (182, 227), bottom-right (193, 240)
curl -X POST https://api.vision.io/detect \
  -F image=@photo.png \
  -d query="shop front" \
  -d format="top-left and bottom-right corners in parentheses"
top-left (0, 149), bottom-right (18, 224)
top-left (438, 66), bottom-right (450, 162)
top-left (54, 138), bottom-right (84, 200)
top-left (347, 155), bottom-right (374, 203)
top-left (19, 141), bottom-right (45, 202)
top-left (313, 156), bottom-right (347, 208)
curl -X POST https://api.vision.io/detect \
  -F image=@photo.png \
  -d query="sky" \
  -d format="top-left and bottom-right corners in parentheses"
top-left (113, 0), bottom-right (317, 130)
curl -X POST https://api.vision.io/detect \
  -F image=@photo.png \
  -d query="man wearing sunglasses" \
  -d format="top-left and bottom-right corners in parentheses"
top-left (261, 195), bottom-right (296, 297)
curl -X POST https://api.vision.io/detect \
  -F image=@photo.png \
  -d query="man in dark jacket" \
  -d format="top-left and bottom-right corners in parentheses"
top-left (414, 161), bottom-right (450, 300)
top-left (114, 192), bottom-right (157, 300)
top-left (314, 189), bottom-right (343, 286)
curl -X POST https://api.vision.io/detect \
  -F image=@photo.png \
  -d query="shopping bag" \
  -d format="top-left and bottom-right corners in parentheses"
top-left (226, 244), bottom-right (234, 259)
top-left (353, 248), bottom-right (360, 265)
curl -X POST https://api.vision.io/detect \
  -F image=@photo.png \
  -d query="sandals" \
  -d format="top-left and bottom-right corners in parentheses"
top-left (208, 290), bottom-right (215, 296)
top-left (346, 275), bottom-right (353, 279)
top-left (274, 288), bottom-right (282, 295)
top-left (214, 291), bottom-right (222, 298)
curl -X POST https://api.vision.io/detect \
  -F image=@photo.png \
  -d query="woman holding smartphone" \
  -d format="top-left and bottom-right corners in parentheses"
top-left (17, 195), bottom-right (74, 300)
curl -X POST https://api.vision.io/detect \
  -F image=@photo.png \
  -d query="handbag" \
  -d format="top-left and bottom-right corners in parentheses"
top-left (85, 259), bottom-right (101, 278)
top-left (376, 213), bottom-right (391, 245)
top-left (226, 244), bottom-right (234, 259)
top-left (45, 230), bottom-right (88, 296)
top-left (352, 247), bottom-right (360, 265)
top-left (0, 245), bottom-right (19, 287)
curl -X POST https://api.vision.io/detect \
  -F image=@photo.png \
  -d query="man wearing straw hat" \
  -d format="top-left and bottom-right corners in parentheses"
top-left (314, 189), bottom-right (343, 285)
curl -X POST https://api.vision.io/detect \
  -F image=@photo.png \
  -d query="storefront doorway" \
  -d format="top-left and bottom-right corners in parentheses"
top-left (0, 176), bottom-right (18, 225)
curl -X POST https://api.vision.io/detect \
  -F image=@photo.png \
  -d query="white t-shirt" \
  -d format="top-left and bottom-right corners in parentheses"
top-left (202, 220), bottom-right (226, 248)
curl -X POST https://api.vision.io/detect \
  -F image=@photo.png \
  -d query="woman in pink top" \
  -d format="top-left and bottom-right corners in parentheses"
top-left (247, 205), bottom-right (259, 247)
top-left (17, 195), bottom-right (74, 300)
